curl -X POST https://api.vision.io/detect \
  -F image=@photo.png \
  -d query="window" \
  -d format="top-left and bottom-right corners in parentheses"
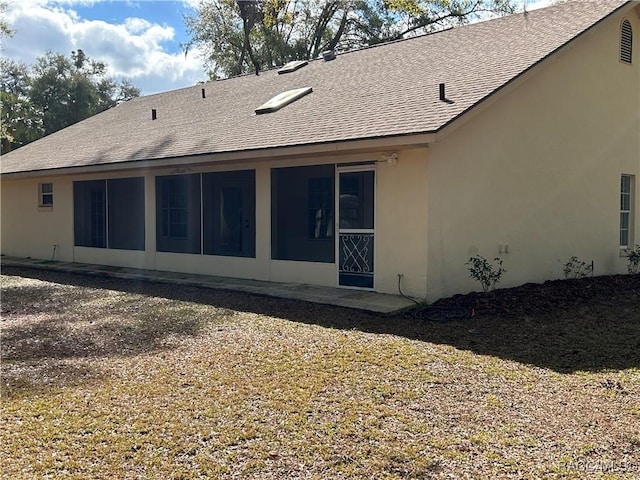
top-left (161, 178), bottom-right (189, 239)
top-left (620, 175), bottom-right (634, 249)
top-left (39, 183), bottom-right (53, 207)
top-left (339, 171), bottom-right (375, 230)
top-left (308, 177), bottom-right (334, 239)
top-left (621, 19), bottom-right (633, 64)
top-left (271, 165), bottom-right (335, 262)
top-left (156, 174), bottom-right (201, 254)
top-left (74, 178), bottom-right (145, 250)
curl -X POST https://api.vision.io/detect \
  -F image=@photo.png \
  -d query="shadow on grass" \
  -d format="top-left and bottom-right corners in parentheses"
top-left (2, 265), bottom-right (639, 376)
top-left (1, 360), bottom-right (106, 399)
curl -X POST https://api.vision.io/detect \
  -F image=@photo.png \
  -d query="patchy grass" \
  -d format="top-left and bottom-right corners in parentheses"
top-left (1, 268), bottom-right (639, 479)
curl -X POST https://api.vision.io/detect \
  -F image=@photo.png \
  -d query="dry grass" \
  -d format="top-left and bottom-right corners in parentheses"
top-left (1, 267), bottom-right (639, 479)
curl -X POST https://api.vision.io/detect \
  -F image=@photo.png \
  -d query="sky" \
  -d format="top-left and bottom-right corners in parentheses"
top-left (1, 0), bottom-right (554, 97)
top-left (2, 0), bottom-right (207, 95)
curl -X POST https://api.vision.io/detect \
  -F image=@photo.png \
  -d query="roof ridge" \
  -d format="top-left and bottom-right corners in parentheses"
top-left (212, 0), bottom-right (627, 84)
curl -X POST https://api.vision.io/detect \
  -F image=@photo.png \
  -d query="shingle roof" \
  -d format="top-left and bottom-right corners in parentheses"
top-left (0, 0), bottom-right (631, 174)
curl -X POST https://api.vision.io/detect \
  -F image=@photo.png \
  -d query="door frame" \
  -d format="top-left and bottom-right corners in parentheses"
top-left (336, 165), bottom-right (376, 290)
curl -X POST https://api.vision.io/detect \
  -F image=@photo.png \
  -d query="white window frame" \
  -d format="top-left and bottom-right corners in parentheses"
top-left (620, 174), bottom-right (634, 250)
top-left (38, 182), bottom-right (53, 208)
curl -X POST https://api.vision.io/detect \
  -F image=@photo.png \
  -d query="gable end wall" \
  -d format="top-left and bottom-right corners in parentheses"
top-left (426, 7), bottom-right (640, 300)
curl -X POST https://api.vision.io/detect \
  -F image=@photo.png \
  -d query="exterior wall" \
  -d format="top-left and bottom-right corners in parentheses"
top-left (1, 148), bottom-right (430, 298)
top-left (426, 8), bottom-right (640, 300)
top-left (1, 177), bottom-right (75, 262)
top-left (376, 148), bottom-right (428, 298)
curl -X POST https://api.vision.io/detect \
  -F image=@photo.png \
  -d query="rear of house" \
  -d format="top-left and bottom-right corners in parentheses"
top-left (2, 1), bottom-right (639, 302)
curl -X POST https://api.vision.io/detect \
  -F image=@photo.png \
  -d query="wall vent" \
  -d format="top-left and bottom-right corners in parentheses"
top-left (278, 60), bottom-right (308, 74)
top-left (255, 87), bottom-right (313, 114)
top-left (621, 19), bottom-right (633, 64)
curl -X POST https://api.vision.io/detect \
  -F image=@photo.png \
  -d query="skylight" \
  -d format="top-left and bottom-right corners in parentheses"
top-left (278, 60), bottom-right (308, 74)
top-left (255, 87), bottom-right (313, 115)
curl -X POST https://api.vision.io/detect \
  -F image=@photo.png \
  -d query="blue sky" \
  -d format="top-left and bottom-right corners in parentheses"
top-left (2, 0), bottom-right (207, 95)
top-left (2, 0), bottom-right (554, 96)
top-left (71, 1), bottom-right (191, 53)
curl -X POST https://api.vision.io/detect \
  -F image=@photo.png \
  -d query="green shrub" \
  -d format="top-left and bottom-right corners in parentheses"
top-left (558, 256), bottom-right (593, 279)
top-left (626, 245), bottom-right (640, 274)
top-left (466, 255), bottom-right (506, 292)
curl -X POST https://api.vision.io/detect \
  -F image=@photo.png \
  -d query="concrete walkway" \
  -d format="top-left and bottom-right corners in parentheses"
top-left (0, 256), bottom-right (417, 314)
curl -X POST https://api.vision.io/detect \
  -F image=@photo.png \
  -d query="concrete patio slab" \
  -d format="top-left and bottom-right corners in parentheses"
top-left (0, 256), bottom-right (417, 314)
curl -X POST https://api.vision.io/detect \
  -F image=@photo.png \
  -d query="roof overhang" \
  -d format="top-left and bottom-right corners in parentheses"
top-left (1, 131), bottom-right (436, 179)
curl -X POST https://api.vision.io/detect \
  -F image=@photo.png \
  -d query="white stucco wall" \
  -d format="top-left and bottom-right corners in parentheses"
top-left (375, 148), bottom-right (429, 298)
top-left (1, 177), bottom-right (74, 262)
top-left (425, 7), bottom-right (640, 300)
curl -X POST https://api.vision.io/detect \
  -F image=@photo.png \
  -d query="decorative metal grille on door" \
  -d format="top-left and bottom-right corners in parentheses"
top-left (339, 233), bottom-right (374, 288)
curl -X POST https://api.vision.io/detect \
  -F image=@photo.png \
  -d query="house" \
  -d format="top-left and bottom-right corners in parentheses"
top-left (1, 0), bottom-right (639, 302)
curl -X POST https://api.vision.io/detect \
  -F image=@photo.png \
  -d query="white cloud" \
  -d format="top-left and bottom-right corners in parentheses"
top-left (2, 0), bottom-right (208, 95)
top-left (524, 0), bottom-right (555, 11)
top-left (123, 17), bottom-right (155, 34)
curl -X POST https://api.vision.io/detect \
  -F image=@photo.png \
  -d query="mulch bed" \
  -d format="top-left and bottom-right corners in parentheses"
top-left (429, 274), bottom-right (640, 317)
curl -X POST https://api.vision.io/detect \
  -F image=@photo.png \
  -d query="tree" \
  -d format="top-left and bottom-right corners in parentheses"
top-left (1, 50), bottom-right (140, 152)
top-left (0, 1), bottom-right (13, 38)
top-left (29, 50), bottom-right (140, 137)
top-left (0, 3), bottom-right (39, 154)
top-left (0, 59), bottom-right (42, 153)
top-left (184, 0), bottom-right (516, 78)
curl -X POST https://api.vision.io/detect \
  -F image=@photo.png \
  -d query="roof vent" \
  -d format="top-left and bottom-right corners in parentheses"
top-left (201, 88), bottom-right (206, 99)
top-left (255, 87), bottom-right (313, 115)
top-left (151, 109), bottom-right (157, 120)
top-left (322, 50), bottom-right (336, 61)
top-left (439, 83), bottom-right (454, 104)
top-left (278, 60), bottom-right (308, 74)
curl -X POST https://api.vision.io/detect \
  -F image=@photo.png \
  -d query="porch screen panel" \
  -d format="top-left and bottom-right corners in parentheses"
top-left (202, 170), bottom-right (256, 257)
top-left (74, 180), bottom-right (106, 248)
top-left (156, 174), bottom-right (201, 254)
top-left (108, 177), bottom-right (145, 250)
top-left (271, 165), bottom-right (335, 263)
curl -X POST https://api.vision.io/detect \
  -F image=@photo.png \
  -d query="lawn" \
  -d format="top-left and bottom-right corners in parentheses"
top-left (1, 267), bottom-right (639, 479)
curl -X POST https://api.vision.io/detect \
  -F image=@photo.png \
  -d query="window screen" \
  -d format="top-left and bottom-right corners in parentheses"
top-left (202, 170), bottom-right (255, 257)
top-left (156, 174), bottom-right (201, 254)
top-left (74, 177), bottom-right (145, 250)
top-left (74, 180), bottom-right (107, 248)
top-left (108, 177), bottom-right (145, 250)
top-left (271, 165), bottom-right (335, 263)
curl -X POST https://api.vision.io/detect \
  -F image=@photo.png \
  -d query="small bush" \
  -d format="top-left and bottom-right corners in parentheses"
top-left (626, 245), bottom-right (640, 274)
top-left (466, 255), bottom-right (506, 292)
top-left (558, 256), bottom-right (593, 279)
